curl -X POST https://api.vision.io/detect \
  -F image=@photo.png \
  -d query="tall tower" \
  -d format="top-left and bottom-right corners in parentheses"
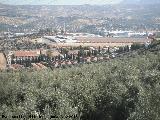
top-left (7, 51), bottom-right (13, 67)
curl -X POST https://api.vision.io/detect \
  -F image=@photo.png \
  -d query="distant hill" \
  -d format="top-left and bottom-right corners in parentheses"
top-left (121, 0), bottom-right (160, 4)
top-left (0, 3), bottom-right (160, 32)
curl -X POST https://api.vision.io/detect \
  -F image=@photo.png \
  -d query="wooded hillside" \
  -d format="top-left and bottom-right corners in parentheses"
top-left (0, 41), bottom-right (160, 120)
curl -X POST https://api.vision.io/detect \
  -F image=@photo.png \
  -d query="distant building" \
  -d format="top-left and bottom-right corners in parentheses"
top-left (11, 50), bottom-right (40, 64)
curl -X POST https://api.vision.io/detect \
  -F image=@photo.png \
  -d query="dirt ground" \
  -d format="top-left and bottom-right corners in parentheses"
top-left (0, 53), bottom-right (7, 69)
top-left (51, 42), bottom-right (133, 48)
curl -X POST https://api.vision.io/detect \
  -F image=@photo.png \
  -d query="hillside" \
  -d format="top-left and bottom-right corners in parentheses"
top-left (0, 41), bottom-right (160, 119)
top-left (121, 0), bottom-right (160, 4)
top-left (0, 3), bottom-right (160, 32)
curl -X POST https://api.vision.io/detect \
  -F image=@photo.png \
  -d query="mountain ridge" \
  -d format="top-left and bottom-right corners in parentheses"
top-left (121, 0), bottom-right (160, 4)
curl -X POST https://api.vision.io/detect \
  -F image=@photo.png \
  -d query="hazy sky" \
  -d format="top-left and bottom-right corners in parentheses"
top-left (0, 0), bottom-right (123, 5)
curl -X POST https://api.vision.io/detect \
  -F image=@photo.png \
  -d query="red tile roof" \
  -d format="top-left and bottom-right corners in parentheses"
top-left (31, 63), bottom-right (41, 70)
top-left (11, 64), bottom-right (23, 69)
top-left (36, 63), bottom-right (47, 69)
top-left (14, 51), bottom-right (39, 57)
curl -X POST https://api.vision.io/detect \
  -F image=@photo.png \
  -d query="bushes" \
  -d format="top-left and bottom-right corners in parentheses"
top-left (0, 52), bottom-right (160, 120)
top-left (131, 43), bottom-right (145, 50)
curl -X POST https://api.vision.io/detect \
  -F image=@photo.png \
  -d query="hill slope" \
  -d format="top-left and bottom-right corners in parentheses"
top-left (0, 41), bottom-right (160, 119)
top-left (0, 3), bottom-right (160, 32)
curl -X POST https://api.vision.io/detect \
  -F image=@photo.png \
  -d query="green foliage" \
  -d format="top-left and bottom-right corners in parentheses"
top-left (0, 50), bottom-right (160, 120)
top-left (131, 43), bottom-right (145, 50)
top-left (155, 32), bottom-right (160, 38)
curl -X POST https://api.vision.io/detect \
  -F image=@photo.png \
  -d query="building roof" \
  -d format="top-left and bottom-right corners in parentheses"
top-left (11, 64), bottom-right (23, 69)
top-left (14, 51), bottom-right (39, 57)
top-left (51, 51), bottom-right (60, 57)
top-left (76, 37), bottom-right (152, 43)
top-left (31, 63), bottom-right (41, 70)
top-left (36, 63), bottom-right (47, 69)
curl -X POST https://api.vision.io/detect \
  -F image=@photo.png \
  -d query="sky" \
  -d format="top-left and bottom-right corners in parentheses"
top-left (0, 0), bottom-right (123, 5)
